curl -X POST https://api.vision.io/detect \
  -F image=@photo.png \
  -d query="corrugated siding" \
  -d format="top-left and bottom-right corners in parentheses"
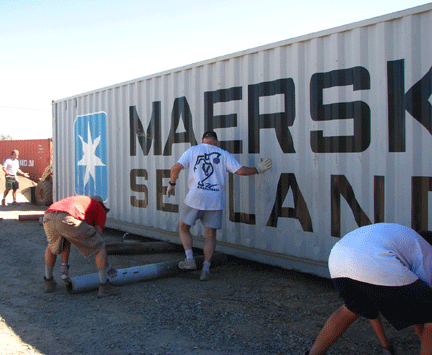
top-left (53, 4), bottom-right (432, 277)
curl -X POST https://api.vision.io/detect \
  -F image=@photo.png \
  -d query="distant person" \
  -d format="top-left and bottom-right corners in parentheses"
top-left (42, 195), bottom-right (120, 298)
top-left (2, 150), bottom-right (30, 205)
top-left (167, 131), bottom-right (272, 281)
top-left (306, 223), bottom-right (432, 355)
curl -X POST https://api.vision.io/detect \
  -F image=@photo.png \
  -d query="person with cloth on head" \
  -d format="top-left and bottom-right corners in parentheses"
top-left (42, 195), bottom-right (120, 297)
top-left (167, 130), bottom-right (272, 281)
top-left (2, 150), bottom-right (30, 205)
top-left (306, 223), bottom-right (432, 355)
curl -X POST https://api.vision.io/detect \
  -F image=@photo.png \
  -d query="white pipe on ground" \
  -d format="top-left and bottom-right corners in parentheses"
top-left (66, 253), bottom-right (227, 294)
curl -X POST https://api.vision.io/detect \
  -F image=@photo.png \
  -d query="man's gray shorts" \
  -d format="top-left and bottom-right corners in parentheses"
top-left (180, 204), bottom-right (223, 230)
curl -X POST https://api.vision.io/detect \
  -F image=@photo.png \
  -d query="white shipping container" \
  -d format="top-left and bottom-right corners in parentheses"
top-left (53, 3), bottom-right (432, 277)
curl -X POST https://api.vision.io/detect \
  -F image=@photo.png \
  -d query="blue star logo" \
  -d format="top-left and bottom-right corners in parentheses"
top-left (74, 112), bottom-right (108, 199)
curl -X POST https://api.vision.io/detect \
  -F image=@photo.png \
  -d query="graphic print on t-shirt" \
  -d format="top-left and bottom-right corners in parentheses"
top-left (193, 152), bottom-right (221, 191)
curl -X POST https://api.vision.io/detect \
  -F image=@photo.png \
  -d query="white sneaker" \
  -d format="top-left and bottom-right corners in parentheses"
top-left (178, 258), bottom-right (197, 270)
top-left (200, 269), bottom-right (210, 281)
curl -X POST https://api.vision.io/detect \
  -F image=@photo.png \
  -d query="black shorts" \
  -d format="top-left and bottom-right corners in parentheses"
top-left (333, 277), bottom-right (432, 330)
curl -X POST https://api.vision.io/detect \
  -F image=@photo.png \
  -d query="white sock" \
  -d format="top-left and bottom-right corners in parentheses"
top-left (202, 261), bottom-right (211, 272)
top-left (185, 249), bottom-right (194, 260)
top-left (45, 265), bottom-right (54, 279)
top-left (98, 267), bottom-right (109, 284)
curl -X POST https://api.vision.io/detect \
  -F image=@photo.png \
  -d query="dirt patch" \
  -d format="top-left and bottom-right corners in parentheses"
top-left (0, 197), bottom-right (422, 354)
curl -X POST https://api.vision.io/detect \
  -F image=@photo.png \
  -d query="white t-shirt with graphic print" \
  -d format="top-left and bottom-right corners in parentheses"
top-left (177, 143), bottom-right (243, 211)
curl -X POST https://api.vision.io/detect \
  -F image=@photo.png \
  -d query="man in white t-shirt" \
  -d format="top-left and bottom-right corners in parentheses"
top-left (2, 150), bottom-right (30, 205)
top-left (307, 223), bottom-right (432, 355)
top-left (167, 131), bottom-right (272, 281)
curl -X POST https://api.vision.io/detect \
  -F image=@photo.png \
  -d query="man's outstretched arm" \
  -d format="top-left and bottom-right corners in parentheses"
top-left (235, 158), bottom-right (272, 176)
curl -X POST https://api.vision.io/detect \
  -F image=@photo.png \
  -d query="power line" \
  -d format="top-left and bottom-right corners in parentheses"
top-left (0, 105), bottom-right (50, 112)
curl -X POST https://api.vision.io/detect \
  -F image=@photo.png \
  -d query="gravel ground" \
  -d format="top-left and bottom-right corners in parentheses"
top-left (0, 178), bottom-right (422, 354)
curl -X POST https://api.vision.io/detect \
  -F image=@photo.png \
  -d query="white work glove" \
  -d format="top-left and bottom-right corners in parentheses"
top-left (61, 264), bottom-right (71, 284)
top-left (167, 184), bottom-right (176, 197)
top-left (256, 158), bottom-right (272, 174)
top-left (107, 264), bottom-right (118, 278)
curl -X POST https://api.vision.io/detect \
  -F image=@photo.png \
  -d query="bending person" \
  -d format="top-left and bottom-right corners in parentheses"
top-left (307, 223), bottom-right (432, 355)
top-left (42, 195), bottom-right (119, 298)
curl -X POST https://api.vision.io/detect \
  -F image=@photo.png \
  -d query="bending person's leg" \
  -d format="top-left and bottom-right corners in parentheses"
top-left (309, 305), bottom-right (360, 355)
top-left (420, 323), bottom-right (432, 355)
top-left (369, 315), bottom-right (391, 348)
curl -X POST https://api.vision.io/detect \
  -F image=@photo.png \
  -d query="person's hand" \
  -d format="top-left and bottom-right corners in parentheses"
top-left (167, 184), bottom-right (175, 197)
top-left (256, 158), bottom-right (272, 174)
top-left (61, 264), bottom-right (71, 284)
top-left (107, 264), bottom-right (118, 278)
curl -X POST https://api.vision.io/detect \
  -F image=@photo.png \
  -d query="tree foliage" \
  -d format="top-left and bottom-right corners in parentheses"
top-left (0, 134), bottom-right (12, 140)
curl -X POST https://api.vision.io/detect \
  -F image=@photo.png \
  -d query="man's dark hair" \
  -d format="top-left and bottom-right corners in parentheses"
top-left (418, 230), bottom-right (432, 246)
top-left (202, 131), bottom-right (218, 140)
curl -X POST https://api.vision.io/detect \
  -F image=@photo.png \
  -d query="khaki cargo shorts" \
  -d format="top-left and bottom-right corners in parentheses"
top-left (43, 211), bottom-right (105, 258)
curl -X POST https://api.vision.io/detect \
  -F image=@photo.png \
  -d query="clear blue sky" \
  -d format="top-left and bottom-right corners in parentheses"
top-left (1, 0), bottom-right (429, 139)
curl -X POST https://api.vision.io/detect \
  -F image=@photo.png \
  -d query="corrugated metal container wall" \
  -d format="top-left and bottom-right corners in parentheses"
top-left (53, 4), bottom-right (432, 277)
top-left (0, 139), bottom-right (52, 181)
